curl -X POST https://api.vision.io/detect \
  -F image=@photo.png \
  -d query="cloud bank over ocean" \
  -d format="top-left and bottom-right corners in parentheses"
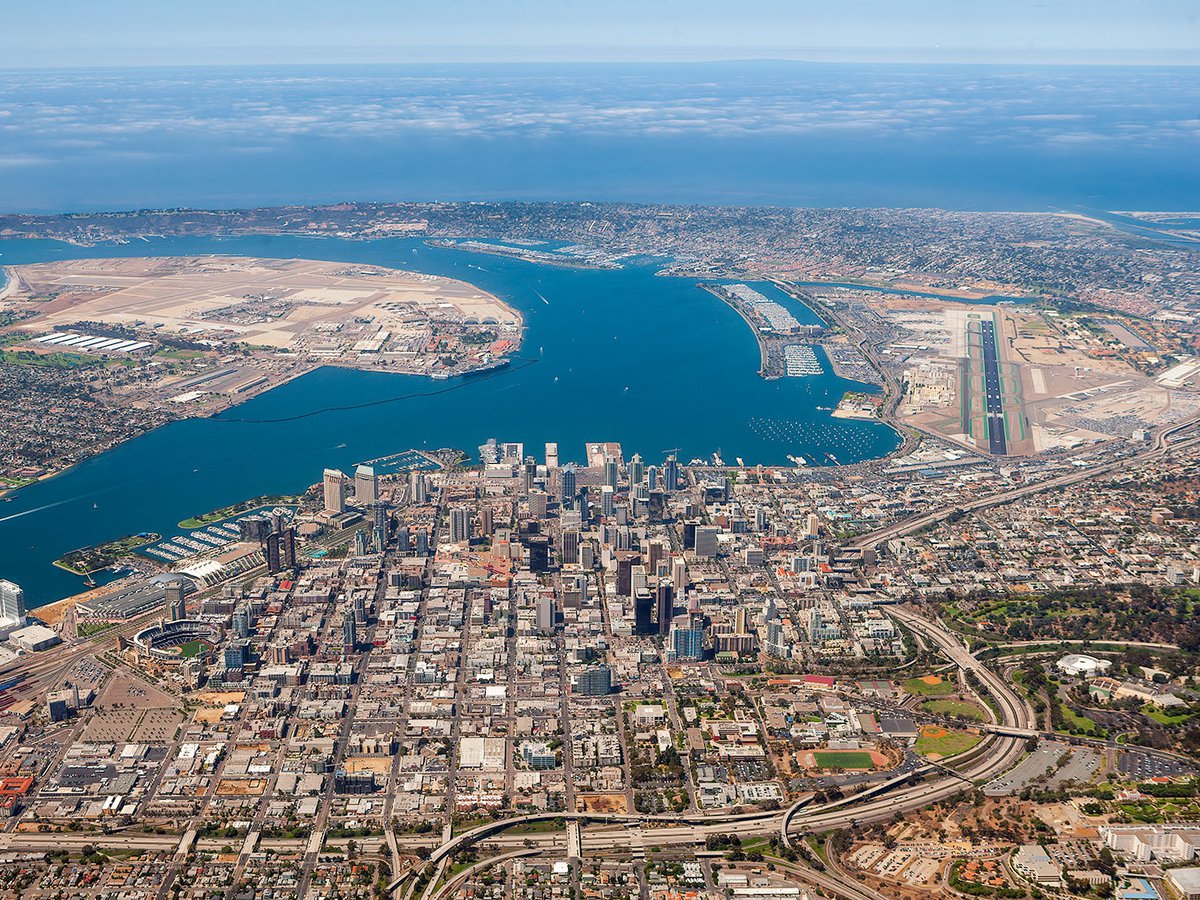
top-left (1, 63), bottom-right (1197, 211)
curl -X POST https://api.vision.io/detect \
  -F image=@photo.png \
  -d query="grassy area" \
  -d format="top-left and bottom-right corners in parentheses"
top-left (813, 750), bottom-right (875, 769)
top-left (914, 727), bottom-right (982, 759)
top-left (178, 495), bottom-right (297, 529)
top-left (1141, 704), bottom-right (1194, 727)
top-left (506, 820), bottom-right (566, 835)
top-left (155, 348), bottom-right (206, 360)
top-left (903, 675), bottom-right (955, 696)
top-left (54, 532), bottom-right (162, 575)
top-left (0, 349), bottom-right (101, 367)
top-left (179, 640), bottom-right (212, 659)
top-left (920, 699), bottom-right (986, 721)
top-left (78, 621), bottom-right (118, 637)
top-left (1060, 706), bottom-right (1106, 737)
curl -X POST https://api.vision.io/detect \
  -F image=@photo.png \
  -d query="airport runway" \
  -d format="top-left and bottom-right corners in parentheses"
top-left (979, 318), bottom-right (1007, 455)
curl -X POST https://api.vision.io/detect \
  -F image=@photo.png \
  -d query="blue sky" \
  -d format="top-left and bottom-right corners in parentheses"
top-left (5, 0), bottom-right (1198, 67)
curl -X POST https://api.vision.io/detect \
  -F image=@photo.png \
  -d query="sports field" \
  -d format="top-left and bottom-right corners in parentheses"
top-left (914, 726), bottom-right (981, 760)
top-left (903, 675), bottom-right (955, 696)
top-left (812, 751), bottom-right (876, 770)
top-left (179, 640), bottom-right (213, 659)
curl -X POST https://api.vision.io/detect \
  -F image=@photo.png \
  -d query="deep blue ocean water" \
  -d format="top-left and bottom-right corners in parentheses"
top-left (0, 234), bottom-right (899, 607)
top-left (0, 62), bottom-right (1197, 212)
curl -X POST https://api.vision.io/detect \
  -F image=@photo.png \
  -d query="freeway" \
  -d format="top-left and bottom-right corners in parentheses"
top-left (847, 411), bottom-right (1200, 550)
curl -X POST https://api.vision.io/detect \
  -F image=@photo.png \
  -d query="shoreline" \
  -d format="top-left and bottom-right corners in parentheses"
top-left (0, 254), bottom-right (526, 501)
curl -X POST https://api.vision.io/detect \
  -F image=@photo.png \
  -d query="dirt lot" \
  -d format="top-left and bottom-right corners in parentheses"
top-left (576, 793), bottom-right (629, 814)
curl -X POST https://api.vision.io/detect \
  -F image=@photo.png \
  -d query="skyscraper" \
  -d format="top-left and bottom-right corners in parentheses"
top-left (604, 456), bottom-right (619, 490)
top-left (656, 581), bottom-right (674, 635)
top-left (166, 581), bottom-right (187, 622)
top-left (560, 464), bottom-right (577, 508)
top-left (323, 468), bottom-right (348, 515)
top-left (694, 525), bottom-right (719, 558)
top-left (561, 530), bottom-right (580, 566)
top-left (601, 485), bottom-right (615, 517)
top-left (635, 589), bottom-right (654, 635)
top-left (410, 471), bottom-right (429, 504)
top-left (449, 507), bottom-right (472, 543)
top-left (672, 557), bottom-right (687, 596)
top-left (629, 453), bottom-right (644, 487)
top-left (664, 455), bottom-right (680, 492)
top-left (354, 464), bottom-right (378, 505)
top-left (669, 613), bottom-right (705, 661)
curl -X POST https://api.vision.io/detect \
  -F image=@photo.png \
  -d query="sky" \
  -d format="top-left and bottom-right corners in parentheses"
top-left (4, 0), bottom-right (1199, 68)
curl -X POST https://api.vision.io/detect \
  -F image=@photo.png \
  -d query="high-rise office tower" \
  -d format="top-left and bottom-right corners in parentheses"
top-left (265, 530), bottom-right (282, 574)
top-left (560, 464), bottom-right (577, 508)
top-left (449, 507), bottom-right (472, 543)
top-left (526, 536), bottom-right (550, 572)
top-left (578, 486), bottom-right (590, 524)
top-left (664, 455), bottom-right (680, 492)
top-left (646, 465), bottom-right (659, 490)
top-left (529, 490), bottom-right (549, 519)
top-left (604, 456), bottom-right (619, 491)
top-left (616, 554), bottom-right (636, 597)
top-left (805, 513), bottom-right (821, 539)
top-left (647, 540), bottom-right (664, 574)
top-left (694, 525), bottom-right (719, 558)
top-left (415, 528), bottom-right (429, 555)
top-left (672, 557), bottom-right (687, 596)
top-left (755, 506), bottom-right (768, 532)
top-left (372, 501), bottom-right (389, 535)
top-left (629, 453), bottom-right (644, 487)
top-left (561, 530), bottom-right (580, 566)
top-left (355, 528), bottom-right (370, 556)
top-left (601, 485), bottom-right (615, 518)
top-left (372, 525), bottom-right (385, 553)
top-left (545, 442), bottom-right (559, 469)
top-left (523, 456), bottom-right (537, 493)
top-left (480, 505), bottom-right (495, 536)
top-left (536, 595), bottom-right (555, 631)
top-left (396, 524), bottom-right (411, 554)
top-left (656, 581), bottom-right (674, 634)
top-left (342, 615), bottom-right (357, 651)
top-left (281, 527), bottom-right (297, 570)
top-left (323, 468), bottom-right (348, 514)
top-left (166, 581), bottom-right (187, 622)
top-left (635, 589), bottom-right (654, 635)
top-left (354, 464), bottom-right (378, 505)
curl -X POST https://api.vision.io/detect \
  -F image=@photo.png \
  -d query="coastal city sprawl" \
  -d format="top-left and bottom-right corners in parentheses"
top-left (0, 201), bottom-right (1199, 900)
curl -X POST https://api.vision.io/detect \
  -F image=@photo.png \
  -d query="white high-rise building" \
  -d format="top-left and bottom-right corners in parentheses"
top-left (354, 464), bottom-right (378, 505)
top-left (323, 468), bottom-right (348, 515)
top-left (0, 580), bottom-right (25, 631)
